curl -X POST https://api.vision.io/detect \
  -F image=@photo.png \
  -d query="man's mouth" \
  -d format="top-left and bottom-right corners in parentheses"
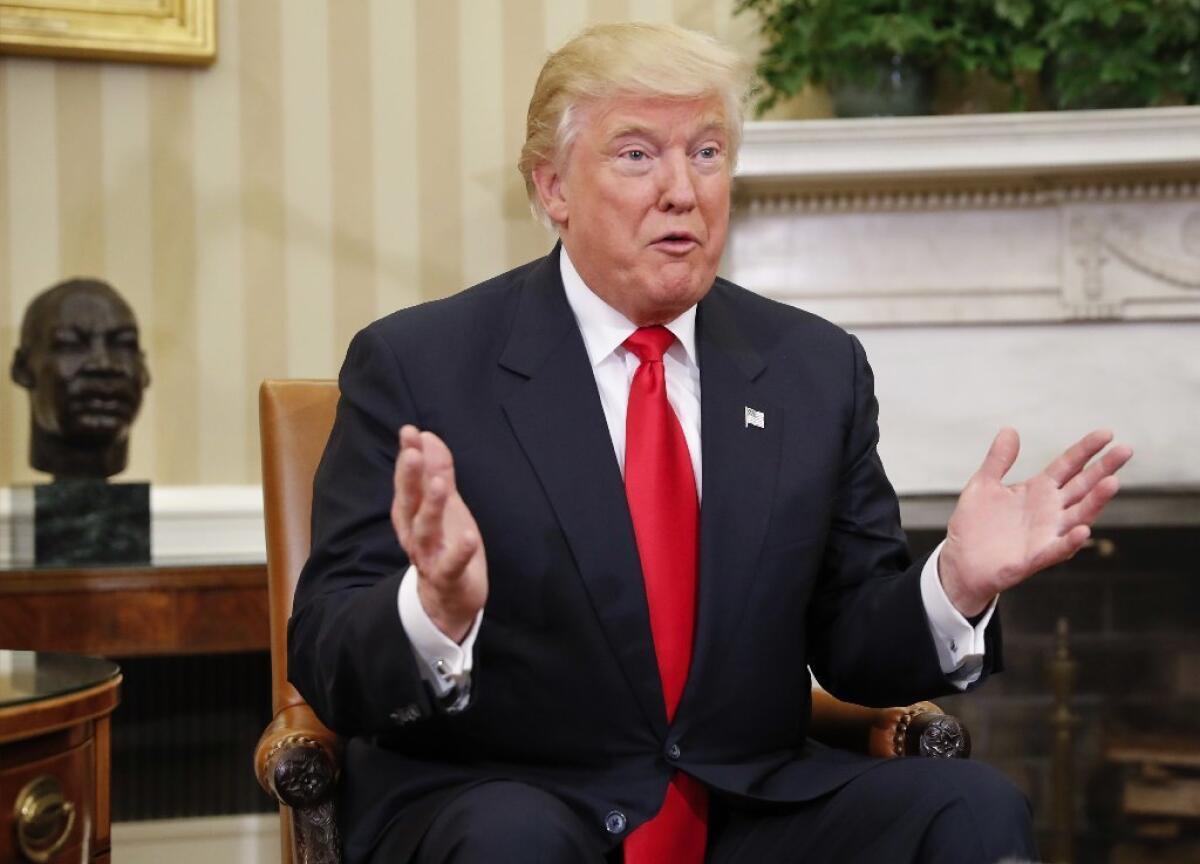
top-left (76, 396), bottom-right (130, 415)
top-left (69, 387), bottom-right (135, 421)
top-left (651, 232), bottom-right (700, 254)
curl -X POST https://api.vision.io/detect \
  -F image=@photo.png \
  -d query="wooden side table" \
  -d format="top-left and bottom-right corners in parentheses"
top-left (0, 562), bottom-right (269, 656)
top-left (0, 652), bottom-right (121, 864)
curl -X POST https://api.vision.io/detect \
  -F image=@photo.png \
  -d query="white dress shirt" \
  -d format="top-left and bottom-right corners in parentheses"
top-left (398, 247), bottom-right (995, 701)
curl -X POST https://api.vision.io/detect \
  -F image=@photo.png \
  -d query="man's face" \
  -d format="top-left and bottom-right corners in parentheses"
top-left (537, 94), bottom-right (732, 325)
top-left (18, 286), bottom-right (149, 441)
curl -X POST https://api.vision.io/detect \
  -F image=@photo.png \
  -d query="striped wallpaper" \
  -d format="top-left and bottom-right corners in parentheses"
top-left (0, 0), bottom-right (786, 487)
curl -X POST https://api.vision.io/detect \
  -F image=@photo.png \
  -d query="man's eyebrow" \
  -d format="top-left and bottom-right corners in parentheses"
top-left (606, 123), bottom-right (655, 143)
top-left (692, 117), bottom-right (729, 137)
top-left (605, 117), bottom-right (729, 145)
top-left (50, 323), bottom-right (137, 337)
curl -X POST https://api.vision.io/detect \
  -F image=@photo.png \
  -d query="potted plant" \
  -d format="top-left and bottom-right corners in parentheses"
top-left (735, 0), bottom-right (953, 116)
top-left (737, 0), bottom-right (1200, 116)
top-left (1039, 0), bottom-right (1200, 109)
top-left (938, 0), bottom-right (1045, 111)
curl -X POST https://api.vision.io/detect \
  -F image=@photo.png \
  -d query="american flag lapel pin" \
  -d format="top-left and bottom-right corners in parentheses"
top-left (744, 406), bottom-right (765, 429)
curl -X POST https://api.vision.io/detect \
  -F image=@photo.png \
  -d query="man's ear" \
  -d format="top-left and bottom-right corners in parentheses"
top-left (10, 348), bottom-right (33, 389)
top-left (531, 161), bottom-right (569, 227)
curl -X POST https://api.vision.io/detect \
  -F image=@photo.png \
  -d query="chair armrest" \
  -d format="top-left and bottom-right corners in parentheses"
top-left (809, 690), bottom-right (972, 759)
top-left (254, 703), bottom-right (343, 809)
top-left (882, 702), bottom-right (972, 759)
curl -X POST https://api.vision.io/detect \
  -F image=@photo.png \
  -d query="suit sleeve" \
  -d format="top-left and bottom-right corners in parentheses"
top-left (287, 325), bottom-right (441, 735)
top-left (805, 334), bottom-right (1002, 708)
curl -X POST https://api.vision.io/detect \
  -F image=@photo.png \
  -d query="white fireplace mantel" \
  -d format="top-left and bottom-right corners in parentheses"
top-left (736, 106), bottom-right (1200, 186)
top-left (726, 107), bottom-right (1200, 329)
top-left (725, 108), bottom-right (1200, 494)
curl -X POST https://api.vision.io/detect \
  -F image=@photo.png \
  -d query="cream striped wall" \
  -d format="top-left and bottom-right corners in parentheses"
top-left (0, 0), bottom-right (775, 487)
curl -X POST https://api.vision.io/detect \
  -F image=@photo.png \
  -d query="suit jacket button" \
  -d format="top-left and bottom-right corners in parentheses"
top-left (604, 810), bottom-right (627, 834)
top-left (667, 743), bottom-right (681, 761)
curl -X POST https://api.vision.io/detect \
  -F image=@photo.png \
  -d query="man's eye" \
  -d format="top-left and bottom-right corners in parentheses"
top-left (623, 150), bottom-right (646, 161)
top-left (52, 334), bottom-right (84, 350)
top-left (698, 147), bottom-right (719, 159)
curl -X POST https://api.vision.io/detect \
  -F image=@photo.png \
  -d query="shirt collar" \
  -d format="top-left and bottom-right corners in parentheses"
top-left (558, 245), bottom-right (698, 368)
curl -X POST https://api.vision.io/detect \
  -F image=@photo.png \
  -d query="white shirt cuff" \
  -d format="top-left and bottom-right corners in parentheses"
top-left (397, 565), bottom-right (482, 701)
top-left (919, 541), bottom-right (996, 690)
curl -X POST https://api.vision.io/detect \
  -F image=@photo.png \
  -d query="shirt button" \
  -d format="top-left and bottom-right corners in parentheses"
top-left (604, 810), bottom-right (627, 834)
top-left (949, 640), bottom-right (958, 653)
top-left (666, 743), bottom-right (681, 761)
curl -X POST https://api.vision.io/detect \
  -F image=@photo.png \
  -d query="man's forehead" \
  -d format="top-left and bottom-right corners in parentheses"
top-left (587, 94), bottom-right (728, 140)
top-left (40, 289), bottom-right (135, 333)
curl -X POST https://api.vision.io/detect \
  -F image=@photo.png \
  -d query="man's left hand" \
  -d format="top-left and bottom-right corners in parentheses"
top-left (939, 428), bottom-right (1133, 617)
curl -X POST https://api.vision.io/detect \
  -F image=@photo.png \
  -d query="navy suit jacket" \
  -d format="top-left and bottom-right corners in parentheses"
top-left (287, 245), bottom-right (1001, 862)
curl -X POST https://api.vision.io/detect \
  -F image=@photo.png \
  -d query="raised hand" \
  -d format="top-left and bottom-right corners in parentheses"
top-left (391, 425), bottom-right (488, 643)
top-left (938, 428), bottom-right (1133, 617)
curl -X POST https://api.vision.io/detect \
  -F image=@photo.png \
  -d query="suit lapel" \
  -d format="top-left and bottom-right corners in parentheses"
top-left (682, 286), bottom-right (780, 713)
top-left (499, 250), bottom-right (668, 735)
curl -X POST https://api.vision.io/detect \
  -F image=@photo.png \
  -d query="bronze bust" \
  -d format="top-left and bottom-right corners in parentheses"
top-left (10, 278), bottom-right (150, 479)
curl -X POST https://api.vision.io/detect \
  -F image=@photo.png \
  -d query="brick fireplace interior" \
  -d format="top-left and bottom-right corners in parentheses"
top-left (910, 510), bottom-right (1200, 862)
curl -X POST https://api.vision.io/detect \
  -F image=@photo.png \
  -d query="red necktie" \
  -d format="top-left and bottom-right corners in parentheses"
top-left (621, 326), bottom-right (707, 864)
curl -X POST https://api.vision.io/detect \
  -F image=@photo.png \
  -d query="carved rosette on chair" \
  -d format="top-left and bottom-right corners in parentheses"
top-left (811, 692), bottom-right (972, 761)
top-left (895, 704), bottom-right (972, 759)
top-left (254, 703), bottom-right (342, 864)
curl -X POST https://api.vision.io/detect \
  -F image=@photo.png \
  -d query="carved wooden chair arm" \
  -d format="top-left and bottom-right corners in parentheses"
top-left (809, 691), bottom-right (972, 759)
top-left (254, 703), bottom-right (343, 809)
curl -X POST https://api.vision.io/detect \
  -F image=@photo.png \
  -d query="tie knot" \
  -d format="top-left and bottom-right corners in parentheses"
top-left (623, 326), bottom-right (675, 364)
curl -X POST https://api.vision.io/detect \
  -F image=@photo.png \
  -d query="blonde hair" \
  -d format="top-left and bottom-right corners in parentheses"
top-left (518, 22), bottom-right (750, 227)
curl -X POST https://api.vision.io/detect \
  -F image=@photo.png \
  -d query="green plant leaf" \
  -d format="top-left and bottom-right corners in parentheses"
top-left (995, 0), bottom-right (1034, 28)
top-left (738, 0), bottom-right (1200, 113)
top-left (1012, 43), bottom-right (1046, 71)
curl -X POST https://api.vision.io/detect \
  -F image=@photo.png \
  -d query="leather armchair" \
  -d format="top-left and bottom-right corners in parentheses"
top-left (253, 379), bottom-right (970, 864)
top-left (254, 380), bottom-right (343, 864)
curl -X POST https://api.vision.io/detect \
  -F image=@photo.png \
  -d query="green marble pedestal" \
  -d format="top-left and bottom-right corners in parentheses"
top-left (9, 480), bottom-right (151, 566)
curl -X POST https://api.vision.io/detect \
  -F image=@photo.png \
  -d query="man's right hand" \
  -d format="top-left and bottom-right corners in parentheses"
top-left (391, 425), bottom-right (488, 643)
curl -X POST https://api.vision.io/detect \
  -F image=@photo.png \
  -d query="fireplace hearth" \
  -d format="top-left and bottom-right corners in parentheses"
top-left (904, 492), bottom-right (1200, 861)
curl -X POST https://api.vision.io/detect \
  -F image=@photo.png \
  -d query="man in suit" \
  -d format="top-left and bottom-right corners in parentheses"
top-left (289, 22), bottom-right (1131, 864)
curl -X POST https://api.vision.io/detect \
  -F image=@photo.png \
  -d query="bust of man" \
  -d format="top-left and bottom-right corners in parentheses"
top-left (10, 278), bottom-right (150, 479)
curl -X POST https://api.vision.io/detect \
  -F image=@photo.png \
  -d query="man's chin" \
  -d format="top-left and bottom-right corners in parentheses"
top-left (65, 415), bottom-right (129, 440)
top-left (648, 266), bottom-right (713, 306)
top-left (629, 290), bottom-right (710, 326)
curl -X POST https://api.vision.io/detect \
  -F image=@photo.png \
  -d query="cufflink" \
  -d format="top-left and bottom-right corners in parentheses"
top-left (425, 658), bottom-right (471, 715)
top-left (389, 704), bottom-right (421, 725)
top-left (439, 684), bottom-right (471, 715)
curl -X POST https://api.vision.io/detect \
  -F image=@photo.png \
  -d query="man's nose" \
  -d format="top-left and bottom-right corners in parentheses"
top-left (657, 150), bottom-right (697, 212)
top-left (82, 335), bottom-right (116, 372)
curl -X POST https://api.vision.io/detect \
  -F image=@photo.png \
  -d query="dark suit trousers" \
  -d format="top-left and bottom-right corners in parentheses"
top-left (368, 757), bottom-right (1036, 864)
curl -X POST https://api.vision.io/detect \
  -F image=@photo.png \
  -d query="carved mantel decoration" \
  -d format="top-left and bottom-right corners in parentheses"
top-left (729, 107), bottom-right (1200, 327)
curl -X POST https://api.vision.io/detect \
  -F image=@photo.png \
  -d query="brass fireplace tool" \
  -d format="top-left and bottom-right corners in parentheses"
top-left (1049, 616), bottom-right (1080, 864)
